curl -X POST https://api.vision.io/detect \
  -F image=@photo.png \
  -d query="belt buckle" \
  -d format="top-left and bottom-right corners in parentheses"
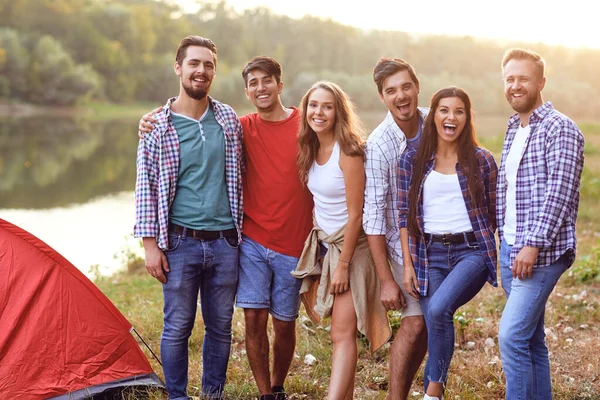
top-left (442, 233), bottom-right (452, 246)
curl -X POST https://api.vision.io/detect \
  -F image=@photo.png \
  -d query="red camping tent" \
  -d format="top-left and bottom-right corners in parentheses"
top-left (0, 218), bottom-right (164, 399)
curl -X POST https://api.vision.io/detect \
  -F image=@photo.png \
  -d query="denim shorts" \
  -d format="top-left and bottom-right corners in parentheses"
top-left (236, 235), bottom-right (303, 321)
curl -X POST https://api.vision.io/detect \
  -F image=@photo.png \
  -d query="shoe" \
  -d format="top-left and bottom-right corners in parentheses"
top-left (272, 385), bottom-right (288, 400)
top-left (423, 395), bottom-right (442, 400)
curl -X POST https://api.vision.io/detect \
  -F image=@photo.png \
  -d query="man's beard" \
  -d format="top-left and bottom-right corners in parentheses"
top-left (182, 76), bottom-right (210, 100)
top-left (507, 91), bottom-right (537, 114)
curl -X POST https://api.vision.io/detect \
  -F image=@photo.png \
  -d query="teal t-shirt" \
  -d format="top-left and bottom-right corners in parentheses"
top-left (168, 106), bottom-right (234, 230)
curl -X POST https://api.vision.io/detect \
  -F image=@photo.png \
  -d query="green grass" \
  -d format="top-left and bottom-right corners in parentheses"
top-left (96, 271), bottom-right (600, 399)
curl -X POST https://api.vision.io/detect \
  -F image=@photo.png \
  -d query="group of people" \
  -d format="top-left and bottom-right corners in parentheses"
top-left (134, 35), bottom-right (585, 400)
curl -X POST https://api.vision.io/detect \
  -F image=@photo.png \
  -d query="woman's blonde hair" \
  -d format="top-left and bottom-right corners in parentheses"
top-left (297, 81), bottom-right (365, 185)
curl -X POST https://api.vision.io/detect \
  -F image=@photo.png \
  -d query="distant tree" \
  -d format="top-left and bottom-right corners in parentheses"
top-left (0, 28), bottom-right (29, 97)
top-left (1, 0), bottom-right (599, 117)
top-left (27, 35), bottom-right (100, 105)
top-left (136, 53), bottom-right (178, 103)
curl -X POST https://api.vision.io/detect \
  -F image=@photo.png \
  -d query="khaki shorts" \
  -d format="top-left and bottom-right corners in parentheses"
top-left (390, 258), bottom-right (423, 318)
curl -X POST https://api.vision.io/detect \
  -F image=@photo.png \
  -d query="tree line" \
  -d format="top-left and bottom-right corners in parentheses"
top-left (1, 0), bottom-right (599, 117)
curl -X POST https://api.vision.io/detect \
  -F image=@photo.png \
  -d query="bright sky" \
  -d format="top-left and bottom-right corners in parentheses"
top-left (180, 0), bottom-right (600, 49)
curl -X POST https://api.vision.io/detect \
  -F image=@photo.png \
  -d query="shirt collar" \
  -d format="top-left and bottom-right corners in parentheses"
top-left (507, 101), bottom-right (554, 128)
top-left (384, 107), bottom-right (428, 136)
top-left (162, 95), bottom-right (217, 115)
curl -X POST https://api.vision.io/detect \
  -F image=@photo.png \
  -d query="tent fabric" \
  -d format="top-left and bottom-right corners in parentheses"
top-left (0, 218), bottom-right (164, 399)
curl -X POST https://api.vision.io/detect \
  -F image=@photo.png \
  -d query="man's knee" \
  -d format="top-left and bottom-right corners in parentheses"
top-left (244, 308), bottom-right (269, 339)
top-left (272, 317), bottom-right (296, 337)
top-left (163, 318), bottom-right (195, 341)
top-left (399, 315), bottom-right (426, 338)
top-left (204, 312), bottom-right (235, 342)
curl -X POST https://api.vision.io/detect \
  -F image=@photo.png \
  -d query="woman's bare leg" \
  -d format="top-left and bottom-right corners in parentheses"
top-left (327, 289), bottom-right (358, 400)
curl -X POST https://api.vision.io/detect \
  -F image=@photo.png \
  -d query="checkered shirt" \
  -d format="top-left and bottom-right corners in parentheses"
top-left (398, 147), bottom-right (499, 296)
top-left (363, 108), bottom-right (428, 265)
top-left (497, 102), bottom-right (585, 269)
top-left (133, 96), bottom-right (244, 250)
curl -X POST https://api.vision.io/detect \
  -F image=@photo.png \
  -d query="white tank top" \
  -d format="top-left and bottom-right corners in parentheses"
top-left (307, 141), bottom-right (347, 236)
top-left (423, 170), bottom-right (472, 234)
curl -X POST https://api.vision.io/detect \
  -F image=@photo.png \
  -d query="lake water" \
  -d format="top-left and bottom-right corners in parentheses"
top-left (0, 116), bottom-right (142, 277)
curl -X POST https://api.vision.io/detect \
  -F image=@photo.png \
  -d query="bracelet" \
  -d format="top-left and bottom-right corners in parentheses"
top-left (339, 259), bottom-right (350, 264)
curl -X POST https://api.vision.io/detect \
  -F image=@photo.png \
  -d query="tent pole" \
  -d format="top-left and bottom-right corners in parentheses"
top-left (133, 328), bottom-right (162, 367)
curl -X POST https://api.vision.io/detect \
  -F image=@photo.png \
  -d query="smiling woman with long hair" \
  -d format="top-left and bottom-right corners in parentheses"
top-left (292, 81), bottom-right (390, 400)
top-left (398, 87), bottom-right (498, 400)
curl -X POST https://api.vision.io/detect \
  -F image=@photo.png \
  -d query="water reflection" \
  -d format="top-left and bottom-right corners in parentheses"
top-left (0, 116), bottom-right (140, 208)
top-left (0, 115), bottom-right (141, 277)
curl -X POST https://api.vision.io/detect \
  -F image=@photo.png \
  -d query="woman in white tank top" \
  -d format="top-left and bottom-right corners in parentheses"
top-left (293, 82), bottom-right (390, 399)
top-left (398, 87), bottom-right (498, 400)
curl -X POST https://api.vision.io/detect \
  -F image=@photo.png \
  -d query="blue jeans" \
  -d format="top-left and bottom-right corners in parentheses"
top-left (236, 235), bottom-right (303, 321)
top-left (498, 238), bottom-right (569, 400)
top-left (420, 239), bottom-right (489, 384)
top-left (161, 232), bottom-right (239, 400)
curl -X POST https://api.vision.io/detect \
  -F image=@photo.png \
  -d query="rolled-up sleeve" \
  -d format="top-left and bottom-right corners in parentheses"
top-left (363, 142), bottom-right (389, 235)
top-left (133, 134), bottom-right (159, 238)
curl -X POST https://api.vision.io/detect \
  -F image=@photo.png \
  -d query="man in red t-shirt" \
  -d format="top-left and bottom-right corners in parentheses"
top-left (236, 57), bottom-right (313, 400)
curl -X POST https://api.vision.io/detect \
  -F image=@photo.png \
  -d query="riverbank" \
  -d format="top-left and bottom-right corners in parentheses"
top-left (0, 99), bottom-right (159, 119)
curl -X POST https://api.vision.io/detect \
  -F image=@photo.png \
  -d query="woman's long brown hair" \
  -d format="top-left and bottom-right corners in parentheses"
top-left (296, 81), bottom-right (365, 185)
top-left (407, 87), bottom-right (483, 236)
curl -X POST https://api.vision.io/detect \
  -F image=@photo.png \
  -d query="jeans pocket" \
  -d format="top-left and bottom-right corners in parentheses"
top-left (165, 233), bottom-right (181, 252)
top-left (222, 235), bottom-right (240, 249)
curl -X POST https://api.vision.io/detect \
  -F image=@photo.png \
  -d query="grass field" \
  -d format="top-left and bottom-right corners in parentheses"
top-left (95, 121), bottom-right (600, 399)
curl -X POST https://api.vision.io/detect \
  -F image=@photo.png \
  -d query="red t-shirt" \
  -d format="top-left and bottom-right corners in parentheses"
top-left (240, 108), bottom-right (313, 257)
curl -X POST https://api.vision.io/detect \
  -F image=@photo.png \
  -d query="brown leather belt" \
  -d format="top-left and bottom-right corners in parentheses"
top-left (169, 223), bottom-right (237, 241)
top-left (424, 231), bottom-right (477, 246)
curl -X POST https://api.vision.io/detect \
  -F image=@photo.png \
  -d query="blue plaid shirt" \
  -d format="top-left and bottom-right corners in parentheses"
top-left (497, 102), bottom-right (585, 269)
top-left (398, 147), bottom-right (498, 296)
top-left (134, 97), bottom-right (244, 250)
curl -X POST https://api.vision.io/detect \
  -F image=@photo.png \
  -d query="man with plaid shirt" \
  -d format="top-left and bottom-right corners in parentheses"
top-left (134, 36), bottom-right (243, 399)
top-left (363, 58), bottom-right (429, 399)
top-left (497, 48), bottom-right (585, 400)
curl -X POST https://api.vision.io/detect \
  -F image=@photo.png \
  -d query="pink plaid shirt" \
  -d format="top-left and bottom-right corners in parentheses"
top-left (134, 97), bottom-right (244, 250)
